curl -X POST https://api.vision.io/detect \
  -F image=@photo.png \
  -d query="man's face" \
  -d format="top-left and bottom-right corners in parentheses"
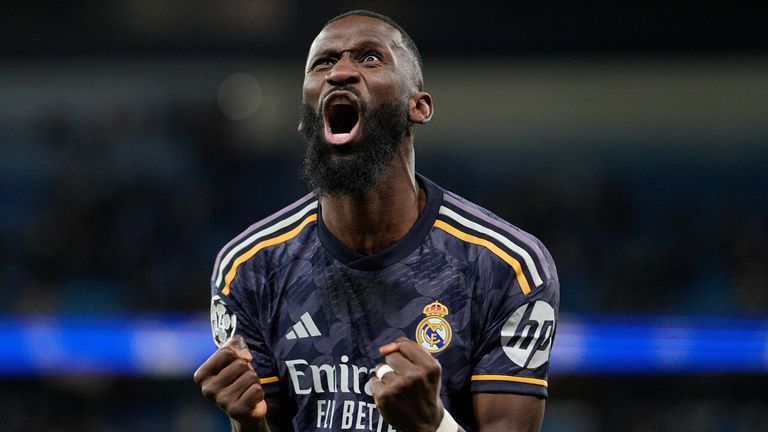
top-left (299, 16), bottom-right (415, 196)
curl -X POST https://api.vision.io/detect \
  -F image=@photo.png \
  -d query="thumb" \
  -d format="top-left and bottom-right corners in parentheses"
top-left (223, 334), bottom-right (253, 362)
top-left (252, 399), bottom-right (268, 418)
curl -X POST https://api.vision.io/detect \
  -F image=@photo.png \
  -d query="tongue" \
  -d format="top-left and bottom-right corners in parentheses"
top-left (325, 128), bottom-right (357, 145)
top-left (325, 105), bottom-right (360, 145)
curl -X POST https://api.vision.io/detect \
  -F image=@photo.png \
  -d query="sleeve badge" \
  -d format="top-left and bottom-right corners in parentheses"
top-left (210, 295), bottom-right (238, 347)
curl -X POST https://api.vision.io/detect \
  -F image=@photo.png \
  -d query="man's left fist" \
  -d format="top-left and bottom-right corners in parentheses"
top-left (369, 337), bottom-right (446, 432)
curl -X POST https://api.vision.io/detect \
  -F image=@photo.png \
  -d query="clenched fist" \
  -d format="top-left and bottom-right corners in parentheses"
top-left (369, 337), bottom-right (447, 432)
top-left (193, 335), bottom-right (269, 432)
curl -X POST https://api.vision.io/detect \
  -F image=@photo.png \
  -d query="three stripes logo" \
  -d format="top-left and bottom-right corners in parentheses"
top-left (285, 312), bottom-right (322, 340)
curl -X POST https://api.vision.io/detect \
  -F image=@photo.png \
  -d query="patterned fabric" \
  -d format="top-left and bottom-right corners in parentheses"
top-left (209, 174), bottom-right (559, 431)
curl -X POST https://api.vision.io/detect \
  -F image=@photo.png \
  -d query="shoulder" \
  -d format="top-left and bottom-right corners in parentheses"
top-left (210, 193), bottom-right (319, 295)
top-left (432, 188), bottom-right (557, 295)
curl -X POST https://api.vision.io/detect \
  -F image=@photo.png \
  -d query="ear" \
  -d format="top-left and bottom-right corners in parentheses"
top-left (408, 92), bottom-right (434, 124)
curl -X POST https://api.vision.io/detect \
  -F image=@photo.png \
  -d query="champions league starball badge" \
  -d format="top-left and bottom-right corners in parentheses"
top-left (211, 295), bottom-right (237, 347)
top-left (415, 301), bottom-right (452, 353)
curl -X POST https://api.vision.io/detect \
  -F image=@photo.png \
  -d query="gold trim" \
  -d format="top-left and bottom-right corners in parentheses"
top-left (259, 376), bottom-right (280, 385)
top-left (471, 375), bottom-right (547, 387)
top-left (434, 220), bottom-right (532, 294)
top-left (223, 214), bottom-right (318, 295)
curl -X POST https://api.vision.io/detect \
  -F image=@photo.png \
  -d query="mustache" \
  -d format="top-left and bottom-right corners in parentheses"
top-left (320, 85), bottom-right (363, 109)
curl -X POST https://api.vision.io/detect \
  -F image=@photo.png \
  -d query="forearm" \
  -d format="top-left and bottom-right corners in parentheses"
top-left (436, 408), bottom-right (465, 432)
top-left (230, 418), bottom-right (271, 432)
top-left (474, 393), bottom-right (544, 432)
top-left (231, 396), bottom-right (294, 432)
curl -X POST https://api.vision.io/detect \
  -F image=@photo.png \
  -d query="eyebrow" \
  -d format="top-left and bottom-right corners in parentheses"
top-left (311, 40), bottom-right (389, 60)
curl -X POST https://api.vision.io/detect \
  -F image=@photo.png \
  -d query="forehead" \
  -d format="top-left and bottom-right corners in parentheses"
top-left (308, 15), bottom-right (406, 58)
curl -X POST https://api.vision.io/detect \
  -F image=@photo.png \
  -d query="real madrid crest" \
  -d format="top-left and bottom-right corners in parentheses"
top-left (415, 301), bottom-right (452, 353)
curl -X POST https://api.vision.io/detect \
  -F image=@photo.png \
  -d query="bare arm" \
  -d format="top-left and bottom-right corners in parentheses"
top-left (260, 396), bottom-right (295, 432)
top-left (473, 393), bottom-right (545, 432)
top-left (226, 396), bottom-right (294, 432)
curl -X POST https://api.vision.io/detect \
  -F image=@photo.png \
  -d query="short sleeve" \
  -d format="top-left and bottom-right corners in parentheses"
top-left (210, 268), bottom-right (281, 394)
top-left (471, 259), bottom-right (560, 399)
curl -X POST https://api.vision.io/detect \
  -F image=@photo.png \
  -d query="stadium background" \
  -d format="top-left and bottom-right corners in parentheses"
top-left (1, 1), bottom-right (767, 430)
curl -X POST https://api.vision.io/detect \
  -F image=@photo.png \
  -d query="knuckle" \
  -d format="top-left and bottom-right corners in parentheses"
top-left (401, 367), bottom-right (431, 389)
top-left (231, 359), bottom-right (249, 374)
top-left (229, 404), bottom-right (249, 419)
top-left (407, 367), bottom-right (426, 381)
top-left (238, 373), bottom-right (259, 391)
top-left (251, 383), bottom-right (265, 400)
top-left (214, 392), bottom-right (231, 410)
top-left (428, 362), bottom-right (441, 377)
top-left (217, 348), bottom-right (237, 362)
top-left (201, 384), bottom-right (215, 401)
top-left (401, 369), bottom-right (418, 383)
top-left (242, 368), bottom-right (259, 382)
top-left (192, 368), bottom-right (204, 385)
top-left (368, 377), bottom-right (380, 391)
top-left (414, 373), bottom-right (430, 388)
top-left (375, 387), bottom-right (392, 402)
top-left (240, 358), bottom-right (255, 370)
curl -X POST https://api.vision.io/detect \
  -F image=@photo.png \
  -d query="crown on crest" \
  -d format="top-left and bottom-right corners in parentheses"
top-left (423, 301), bottom-right (449, 317)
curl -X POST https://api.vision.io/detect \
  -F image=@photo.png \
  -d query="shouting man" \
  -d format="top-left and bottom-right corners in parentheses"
top-left (195, 10), bottom-right (559, 432)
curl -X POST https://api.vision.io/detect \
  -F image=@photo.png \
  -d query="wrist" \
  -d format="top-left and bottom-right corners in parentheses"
top-left (231, 417), bottom-right (269, 432)
top-left (434, 408), bottom-right (458, 432)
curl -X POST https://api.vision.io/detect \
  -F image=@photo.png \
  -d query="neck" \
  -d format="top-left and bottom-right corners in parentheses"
top-left (319, 142), bottom-right (425, 256)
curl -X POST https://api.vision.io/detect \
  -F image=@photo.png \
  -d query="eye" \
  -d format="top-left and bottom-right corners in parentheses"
top-left (312, 58), bottom-right (335, 70)
top-left (362, 53), bottom-right (381, 62)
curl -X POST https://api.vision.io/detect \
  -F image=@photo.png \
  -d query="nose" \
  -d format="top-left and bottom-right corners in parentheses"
top-left (325, 55), bottom-right (361, 86)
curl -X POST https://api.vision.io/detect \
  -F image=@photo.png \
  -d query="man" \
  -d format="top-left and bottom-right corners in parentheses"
top-left (194, 10), bottom-right (559, 432)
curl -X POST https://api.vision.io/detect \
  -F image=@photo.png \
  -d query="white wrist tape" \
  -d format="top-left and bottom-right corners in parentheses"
top-left (435, 408), bottom-right (458, 432)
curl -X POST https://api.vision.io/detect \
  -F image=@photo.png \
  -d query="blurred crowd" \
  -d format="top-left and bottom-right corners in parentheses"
top-left (455, 152), bottom-right (768, 318)
top-left (1, 101), bottom-right (303, 314)
top-left (1, 99), bottom-right (766, 319)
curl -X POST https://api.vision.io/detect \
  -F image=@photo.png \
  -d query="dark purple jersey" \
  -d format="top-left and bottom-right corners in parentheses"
top-left (209, 174), bottom-right (559, 431)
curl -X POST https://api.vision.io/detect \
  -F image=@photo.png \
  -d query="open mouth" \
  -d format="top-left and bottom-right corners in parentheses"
top-left (323, 92), bottom-right (361, 145)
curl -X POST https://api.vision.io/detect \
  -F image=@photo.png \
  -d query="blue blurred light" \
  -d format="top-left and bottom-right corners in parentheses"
top-left (0, 315), bottom-right (212, 376)
top-left (0, 314), bottom-right (766, 376)
top-left (553, 314), bottom-right (768, 374)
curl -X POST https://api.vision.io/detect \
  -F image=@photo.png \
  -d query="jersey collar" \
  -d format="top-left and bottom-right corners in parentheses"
top-left (317, 174), bottom-right (444, 271)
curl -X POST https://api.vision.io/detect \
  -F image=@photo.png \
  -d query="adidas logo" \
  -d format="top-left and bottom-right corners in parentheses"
top-left (285, 312), bottom-right (322, 340)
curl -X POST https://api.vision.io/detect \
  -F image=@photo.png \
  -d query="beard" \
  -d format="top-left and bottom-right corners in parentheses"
top-left (299, 93), bottom-right (410, 197)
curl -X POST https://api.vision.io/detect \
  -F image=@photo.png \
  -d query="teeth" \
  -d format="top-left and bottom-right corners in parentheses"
top-left (329, 96), bottom-right (353, 106)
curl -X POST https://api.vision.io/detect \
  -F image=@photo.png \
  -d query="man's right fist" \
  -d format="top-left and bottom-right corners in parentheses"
top-left (193, 335), bottom-right (268, 429)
